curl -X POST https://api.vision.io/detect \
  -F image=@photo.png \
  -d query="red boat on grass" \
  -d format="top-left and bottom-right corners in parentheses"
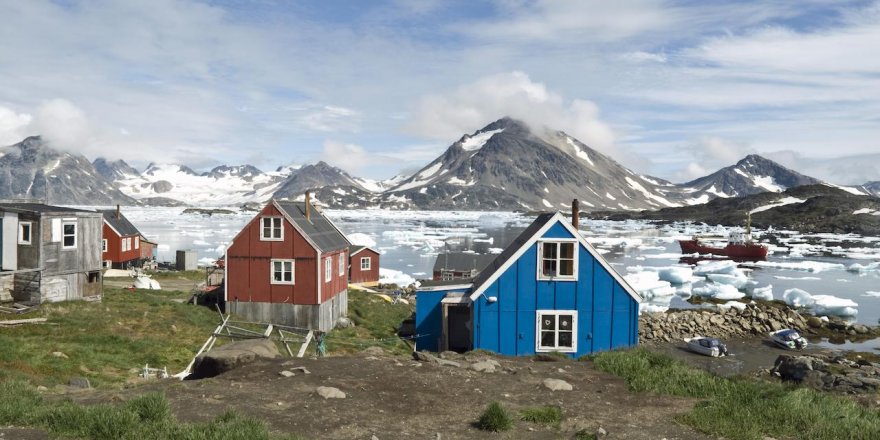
top-left (679, 214), bottom-right (769, 260)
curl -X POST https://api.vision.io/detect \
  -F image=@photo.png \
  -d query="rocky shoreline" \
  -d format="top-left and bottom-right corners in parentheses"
top-left (639, 301), bottom-right (880, 344)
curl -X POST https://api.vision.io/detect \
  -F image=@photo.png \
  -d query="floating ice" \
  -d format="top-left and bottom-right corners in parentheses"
top-left (692, 283), bottom-right (745, 300)
top-left (783, 288), bottom-right (814, 307)
top-left (379, 268), bottom-right (419, 287)
top-left (741, 260), bottom-right (845, 273)
top-left (812, 295), bottom-right (859, 317)
top-left (693, 260), bottom-right (739, 276)
top-left (749, 285), bottom-right (773, 301)
top-left (717, 301), bottom-right (748, 312)
top-left (623, 271), bottom-right (676, 299)
top-left (863, 291), bottom-right (880, 298)
top-left (656, 266), bottom-right (694, 285)
top-left (783, 288), bottom-right (858, 317)
top-left (848, 262), bottom-right (880, 273)
top-left (347, 232), bottom-right (377, 248)
top-left (640, 303), bottom-right (669, 314)
top-left (706, 272), bottom-right (749, 289)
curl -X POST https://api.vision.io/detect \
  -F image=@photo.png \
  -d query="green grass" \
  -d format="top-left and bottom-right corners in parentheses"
top-left (475, 401), bottom-right (513, 432)
top-left (0, 287), bottom-right (220, 388)
top-left (146, 270), bottom-right (207, 281)
top-left (590, 348), bottom-right (880, 440)
top-left (0, 381), bottom-right (303, 440)
top-left (520, 405), bottom-right (562, 428)
top-left (325, 290), bottom-right (413, 355)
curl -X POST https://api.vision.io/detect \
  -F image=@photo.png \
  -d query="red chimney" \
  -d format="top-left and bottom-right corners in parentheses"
top-left (571, 199), bottom-right (580, 230)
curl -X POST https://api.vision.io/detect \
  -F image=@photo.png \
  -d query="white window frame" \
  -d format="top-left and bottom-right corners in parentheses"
top-left (18, 221), bottom-right (32, 245)
top-left (535, 310), bottom-right (578, 353)
top-left (270, 259), bottom-right (295, 285)
top-left (260, 217), bottom-right (283, 241)
top-left (61, 221), bottom-right (77, 250)
top-left (360, 256), bottom-right (371, 271)
top-left (338, 253), bottom-right (345, 276)
top-left (324, 257), bottom-right (332, 282)
top-left (134, 236), bottom-right (140, 250)
top-left (102, 260), bottom-right (112, 269)
top-left (536, 239), bottom-right (578, 281)
top-left (102, 239), bottom-right (108, 253)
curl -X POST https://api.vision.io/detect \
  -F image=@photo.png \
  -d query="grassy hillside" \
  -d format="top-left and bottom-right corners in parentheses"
top-left (0, 287), bottom-right (219, 388)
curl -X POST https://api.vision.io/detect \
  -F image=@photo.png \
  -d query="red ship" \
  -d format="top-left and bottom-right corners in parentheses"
top-left (678, 214), bottom-right (769, 259)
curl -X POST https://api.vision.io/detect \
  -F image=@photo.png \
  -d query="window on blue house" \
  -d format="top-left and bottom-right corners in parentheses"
top-left (538, 241), bottom-right (576, 280)
top-left (536, 310), bottom-right (577, 352)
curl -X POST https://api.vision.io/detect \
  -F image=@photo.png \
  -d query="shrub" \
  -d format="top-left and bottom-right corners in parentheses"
top-left (476, 401), bottom-right (513, 432)
top-left (520, 405), bottom-right (562, 427)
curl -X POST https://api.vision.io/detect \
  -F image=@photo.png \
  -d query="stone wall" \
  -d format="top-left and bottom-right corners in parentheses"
top-left (640, 303), bottom-right (810, 343)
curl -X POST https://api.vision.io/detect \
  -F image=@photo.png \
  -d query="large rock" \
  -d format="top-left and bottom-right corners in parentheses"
top-left (316, 386), bottom-right (346, 399)
top-left (772, 354), bottom-right (826, 382)
top-left (188, 339), bottom-right (280, 379)
top-left (543, 378), bottom-right (573, 391)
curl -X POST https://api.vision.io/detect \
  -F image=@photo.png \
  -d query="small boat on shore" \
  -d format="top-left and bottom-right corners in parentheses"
top-left (679, 213), bottom-right (768, 259)
top-left (684, 336), bottom-right (729, 357)
top-left (769, 329), bottom-right (808, 350)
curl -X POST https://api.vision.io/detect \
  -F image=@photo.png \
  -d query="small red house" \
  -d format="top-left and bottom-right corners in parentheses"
top-left (100, 207), bottom-right (149, 269)
top-left (225, 197), bottom-right (350, 331)
top-left (349, 245), bottom-right (379, 286)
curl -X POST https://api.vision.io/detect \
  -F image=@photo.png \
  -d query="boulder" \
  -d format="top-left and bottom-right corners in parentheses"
top-left (772, 354), bottom-right (826, 382)
top-left (412, 351), bottom-right (439, 364)
top-left (68, 377), bottom-right (91, 389)
top-left (316, 386), bottom-right (346, 399)
top-left (188, 339), bottom-right (280, 379)
top-left (806, 316), bottom-right (823, 328)
top-left (543, 378), bottom-right (573, 391)
top-left (471, 361), bottom-right (496, 373)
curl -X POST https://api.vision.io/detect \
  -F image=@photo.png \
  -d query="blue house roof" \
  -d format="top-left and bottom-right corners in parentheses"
top-left (467, 212), bottom-right (642, 303)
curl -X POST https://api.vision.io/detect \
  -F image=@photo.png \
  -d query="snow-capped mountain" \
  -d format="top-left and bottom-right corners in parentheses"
top-left (678, 154), bottom-right (821, 202)
top-left (115, 162), bottom-right (286, 206)
top-left (862, 181), bottom-right (880, 198)
top-left (0, 136), bottom-right (134, 205)
top-left (273, 161), bottom-right (373, 199)
top-left (93, 158), bottom-right (140, 181)
top-left (383, 117), bottom-right (686, 210)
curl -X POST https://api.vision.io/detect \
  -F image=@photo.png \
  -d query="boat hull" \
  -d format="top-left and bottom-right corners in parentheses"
top-left (679, 240), bottom-right (768, 259)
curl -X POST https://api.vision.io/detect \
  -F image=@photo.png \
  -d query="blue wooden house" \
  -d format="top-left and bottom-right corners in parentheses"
top-left (415, 206), bottom-right (642, 357)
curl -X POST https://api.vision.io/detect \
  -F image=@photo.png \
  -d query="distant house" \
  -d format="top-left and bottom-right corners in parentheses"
top-left (225, 194), bottom-right (351, 331)
top-left (416, 201), bottom-right (641, 357)
top-left (100, 206), bottom-right (151, 269)
top-left (0, 203), bottom-right (103, 304)
top-left (139, 236), bottom-right (158, 265)
top-left (432, 252), bottom-right (497, 281)
top-left (349, 245), bottom-right (379, 286)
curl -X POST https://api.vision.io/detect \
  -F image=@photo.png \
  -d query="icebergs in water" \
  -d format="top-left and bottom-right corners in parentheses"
top-left (623, 271), bottom-right (676, 299)
top-left (692, 283), bottom-right (745, 300)
top-left (740, 260), bottom-right (845, 273)
top-left (748, 284), bottom-right (774, 301)
top-left (378, 268), bottom-right (419, 288)
top-left (848, 262), bottom-right (880, 273)
top-left (656, 266), bottom-right (694, 285)
top-left (782, 288), bottom-right (858, 317)
top-left (717, 301), bottom-right (748, 312)
top-left (706, 272), bottom-right (748, 289)
top-left (693, 260), bottom-right (739, 276)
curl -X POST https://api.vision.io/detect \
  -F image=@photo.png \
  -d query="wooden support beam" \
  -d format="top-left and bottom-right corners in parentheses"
top-left (297, 331), bottom-right (314, 358)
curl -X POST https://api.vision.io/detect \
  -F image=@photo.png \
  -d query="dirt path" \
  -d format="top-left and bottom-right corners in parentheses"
top-left (72, 351), bottom-right (711, 439)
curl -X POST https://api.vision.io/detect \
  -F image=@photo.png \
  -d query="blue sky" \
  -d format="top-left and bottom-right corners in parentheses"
top-left (1, 0), bottom-right (879, 184)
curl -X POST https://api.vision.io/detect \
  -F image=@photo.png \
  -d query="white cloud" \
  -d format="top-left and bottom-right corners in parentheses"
top-left (31, 99), bottom-right (93, 150)
top-left (321, 140), bottom-right (372, 173)
top-left (0, 106), bottom-right (33, 146)
top-left (406, 71), bottom-right (618, 154)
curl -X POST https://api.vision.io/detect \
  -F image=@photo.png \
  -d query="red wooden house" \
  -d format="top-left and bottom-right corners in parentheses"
top-left (225, 196), bottom-right (350, 331)
top-left (349, 245), bottom-right (379, 286)
top-left (100, 207), bottom-right (149, 269)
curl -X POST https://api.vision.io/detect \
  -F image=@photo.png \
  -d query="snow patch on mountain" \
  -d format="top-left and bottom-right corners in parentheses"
top-left (566, 137), bottom-right (594, 165)
top-left (460, 128), bottom-right (504, 151)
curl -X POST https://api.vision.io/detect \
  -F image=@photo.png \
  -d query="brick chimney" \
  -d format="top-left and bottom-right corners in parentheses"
top-left (304, 191), bottom-right (311, 222)
top-left (571, 199), bottom-right (579, 230)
